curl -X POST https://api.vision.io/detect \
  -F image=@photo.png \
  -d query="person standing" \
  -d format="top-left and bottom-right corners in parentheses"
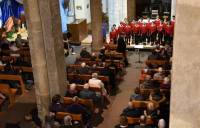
top-left (150, 22), bottom-right (157, 45)
top-left (141, 23), bottom-right (147, 44)
top-left (157, 22), bottom-right (163, 44)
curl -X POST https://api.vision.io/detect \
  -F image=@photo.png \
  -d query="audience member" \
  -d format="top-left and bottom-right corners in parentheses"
top-left (121, 102), bottom-right (143, 117)
top-left (141, 75), bottom-right (154, 89)
top-left (158, 119), bottom-right (166, 128)
top-left (115, 116), bottom-right (128, 128)
top-left (88, 73), bottom-right (107, 95)
top-left (59, 115), bottom-right (73, 128)
top-left (9, 41), bottom-right (19, 51)
top-left (144, 102), bottom-right (159, 119)
top-left (77, 62), bottom-right (90, 75)
top-left (130, 87), bottom-right (146, 101)
top-left (65, 83), bottom-right (78, 97)
top-left (80, 47), bottom-right (91, 58)
top-left (149, 89), bottom-right (166, 104)
top-left (79, 83), bottom-right (99, 106)
top-left (134, 115), bottom-right (152, 128)
top-left (64, 96), bottom-right (91, 126)
top-left (153, 67), bottom-right (164, 80)
top-left (90, 52), bottom-right (97, 61)
top-left (50, 94), bottom-right (64, 113)
top-left (160, 77), bottom-right (171, 89)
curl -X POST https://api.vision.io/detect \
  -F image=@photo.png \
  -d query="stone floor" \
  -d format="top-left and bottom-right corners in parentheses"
top-left (0, 45), bottom-right (150, 128)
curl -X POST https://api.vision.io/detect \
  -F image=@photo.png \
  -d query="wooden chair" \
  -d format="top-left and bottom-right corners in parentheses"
top-left (0, 84), bottom-right (17, 107)
top-left (0, 74), bottom-right (25, 94)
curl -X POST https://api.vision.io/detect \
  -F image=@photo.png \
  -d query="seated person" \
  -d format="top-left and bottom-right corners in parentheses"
top-left (153, 67), bottom-right (164, 80)
top-left (9, 41), bottom-right (19, 52)
top-left (99, 46), bottom-right (106, 61)
top-left (90, 64), bottom-right (97, 73)
top-left (141, 75), bottom-right (154, 89)
top-left (49, 94), bottom-right (64, 113)
top-left (148, 51), bottom-right (159, 60)
top-left (140, 68), bottom-right (149, 81)
top-left (160, 77), bottom-right (171, 89)
top-left (59, 115), bottom-right (73, 128)
top-left (158, 119), bottom-right (166, 128)
top-left (88, 73), bottom-right (107, 96)
top-left (90, 52), bottom-right (97, 61)
top-left (65, 83), bottom-right (78, 97)
top-left (77, 62), bottom-right (90, 75)
top-left (79, 83), bottom-right (100, 107)
top-left (88, 73), bottom-right (110, 107)
top-left (64, 96), bottom-right (91, 126)
top-left (80, 47), bottom-right (91, 58)
top-left (149, 89), bottom-right (166, 104)
top-left (134, 115), bottom-right (153, 128)
top-left (130, 87), bottom-right (146, 101)
top-left (0, 92), bottom-right (6, 100)
top-left (115, 116), bottom-right (128, 128)
top-left (121, 102), bottom-right (143, 117)
top-left (144, 102), bottom-right (159, 119)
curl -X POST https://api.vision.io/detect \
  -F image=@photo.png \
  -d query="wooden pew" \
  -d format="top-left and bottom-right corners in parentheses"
top-left (0, 84), bottom-right (17, 107)
top-left (127, 117), bottom-right (155, 125)
top-left (0, 65), bottom-right (32, 73)
top-left (67, 74), bottom-right (109, 83)
top-left (77, 58), bottom-right (124, 69)
top-left (63, 97), bottom-right (94, 111)
top-left (146, 60), bottom-right (169, 66)
top-left (0, 74), bottom-right (25, 94)
top-left (55, 112), bottom-right (82, 122)
top-left (131, 100), bottom-right (159, 109)
top-left (66, 84), bottom-right (102, 94)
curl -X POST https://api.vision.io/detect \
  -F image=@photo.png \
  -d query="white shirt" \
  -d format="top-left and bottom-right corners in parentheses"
top-left (88, 78), bottom-right (107, 95)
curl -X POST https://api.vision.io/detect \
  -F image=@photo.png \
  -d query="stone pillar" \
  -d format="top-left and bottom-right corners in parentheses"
top-left (127, 0), bottom-right (136, 22)
top-left (171, 0), bottom-right (176, 19)
top-left (90, 0), bottom-right (103, 51)
top-left (170, 0), bottom-right (200, 127)
top-left (24, 0), bottom-right (66, 122)
top-left (38, 0), bottom-right (66, 98)
top-left (23, 0), bottom-right (50, 122)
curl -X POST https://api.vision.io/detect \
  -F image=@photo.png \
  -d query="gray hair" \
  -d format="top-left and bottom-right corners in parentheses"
top-left (63, 115), bottom-right (72, 125)
top-left (92, 73), bottom-right (98, 78)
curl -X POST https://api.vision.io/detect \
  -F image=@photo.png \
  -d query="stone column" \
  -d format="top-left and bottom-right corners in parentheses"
top-left (23, 0), bottom-right (66, 122)
top-left (90, 0), bottom-right (103, 51)
top-left (127, 0), bottom-right (136, 22)
top-left (38, 0), bottom-right (66, 98)
top-left (171, 0), bottom-right (176, 19)
top-left (23, 0), bottom-right (50, 122)
top-left (170, 0), bottom-right (200, 127)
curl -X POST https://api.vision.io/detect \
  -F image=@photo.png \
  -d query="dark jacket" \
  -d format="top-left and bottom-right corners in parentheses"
top-left (117, 36), bottom-right (126, 53)
top-left (121, 107), bottom-right (143, 117)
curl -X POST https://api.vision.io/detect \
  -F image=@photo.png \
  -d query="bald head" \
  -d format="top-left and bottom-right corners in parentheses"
top-left (128, 102), bottom-right (133, 109)
top-left (83, 83), bottom-right (90, 90)
top-left (70, 83), bottom-right (76, 91)
top-left (81, 62), bottom-right (86, 68)
top-left (92, 73), bottom-right (98, 79)
top-left (158, 119), bottom-right (166, 128)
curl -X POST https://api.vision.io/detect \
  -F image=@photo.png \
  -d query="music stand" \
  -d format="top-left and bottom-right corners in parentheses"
top-left (134, 45), bottom-right (144, 63)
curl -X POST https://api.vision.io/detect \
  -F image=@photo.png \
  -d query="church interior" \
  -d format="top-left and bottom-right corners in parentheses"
top-left (0, 0), bottom-right (199, 128)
